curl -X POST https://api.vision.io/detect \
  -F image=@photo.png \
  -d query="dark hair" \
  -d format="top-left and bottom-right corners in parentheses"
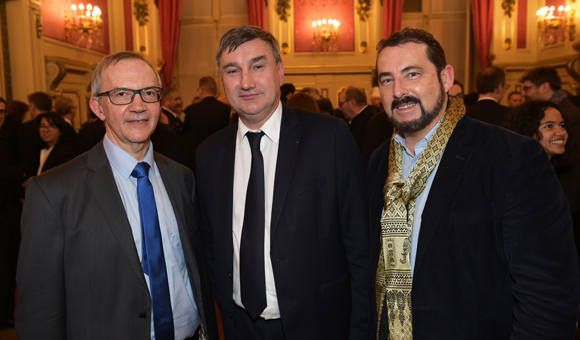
top-left (0, 97), bottom-right (6, 106)
top-left (342, 86), bottom-right (367, 106)
top-left (163, 87), bottom-right (180, 101)
top-left (216, 25), bottom-right (281, 69)
top-left (7, 100), bottom-right (29, 121)
top-left (281, 83), bottom-right (296, 100)
top-left (452, 81), bottom-right (464, 93)
top-left (35, 112), bottom-right (71, 144)
top-left (287, 93), bottom-right (320, 112)
top-left (199, 77), bottom-right (218, 95)
top-left (508, 91), bottom-right (522, 100)
top-left (316, 98), bottom-right (334, 115)
top-left (27, 92), bottom-right (52, 112)
top-left (476, 67), bottom-right (505, 94)
top-left (376, 27), bottom-right (447, 75)
top-left (504, 101), bottom-right (560, 140)
top-left (519, 67), bottom-right (561, 91)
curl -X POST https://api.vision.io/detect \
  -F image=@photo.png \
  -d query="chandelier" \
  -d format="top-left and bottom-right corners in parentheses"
top-left (312, 18), bottom-right (340, 52)
top-left (536, 5), bottom-right (573, 46)
top-left (65, 3), bottom-right (103, 49)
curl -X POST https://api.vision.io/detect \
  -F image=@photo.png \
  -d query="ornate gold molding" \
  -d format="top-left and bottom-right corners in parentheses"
top-left (356, 0), bottom-right (371, 22)
top-left (134, 0), bottom-right (149, 26)
top-left (276, 0), bottom-right (291, 23)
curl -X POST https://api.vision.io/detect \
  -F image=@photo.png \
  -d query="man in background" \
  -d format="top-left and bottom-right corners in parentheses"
top-left (466, 66), bottom-right (511, 126)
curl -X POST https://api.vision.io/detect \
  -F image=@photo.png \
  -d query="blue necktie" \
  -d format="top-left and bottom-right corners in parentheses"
top-left (131, 162), bottom-right (174, 340)
top-left (240, 131), bottom-right (267, 320)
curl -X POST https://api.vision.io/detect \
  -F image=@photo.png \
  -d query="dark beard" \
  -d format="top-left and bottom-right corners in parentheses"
top-left (389, 81), bottom-right (446, 134)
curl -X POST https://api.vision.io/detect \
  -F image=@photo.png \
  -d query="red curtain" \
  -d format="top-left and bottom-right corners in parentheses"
top-left (159, 0), bottom-right (183, 88)
top-left (383, 0), bottom-right (404, 38)
top-left (124, 0), bottom-right (133, 51)
top-left (247, 0), bottom-right (266, 28)
top-left (471, 0), bottom-right (493, 68)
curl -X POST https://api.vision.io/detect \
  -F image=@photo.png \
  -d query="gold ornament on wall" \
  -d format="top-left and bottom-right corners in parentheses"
top-left (356, 0), bottom-right (371, 22)
top-left (134, 0), bottom-right (149, 26)
top-left (502, 0), bottom-right (516, 18)
top-left (276, 0), bottom-right (291, 23)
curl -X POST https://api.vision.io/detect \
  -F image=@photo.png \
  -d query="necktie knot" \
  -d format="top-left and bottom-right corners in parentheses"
top-left (246, 131), bottom-right (264, 151)
top-left (131, 162), bottom-right (151, 179)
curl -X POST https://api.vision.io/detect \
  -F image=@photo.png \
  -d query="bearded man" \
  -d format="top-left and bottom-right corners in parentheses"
top-left (368, 28), bottom-right (580, 340)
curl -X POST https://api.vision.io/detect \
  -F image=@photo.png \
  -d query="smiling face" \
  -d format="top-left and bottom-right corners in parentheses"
top-left (219, 39), bottom-right (284, 130)
top-left (377, 42), bottom-right (453, 138)
top-left (39, 117), bottom-right (61, 148)
top-left (537, 107), bottom-right (567, 159)
top-left (89, 58), bottom-right (160, 159)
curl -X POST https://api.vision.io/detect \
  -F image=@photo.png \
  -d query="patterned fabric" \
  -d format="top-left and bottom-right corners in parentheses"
top-left (375, 99), bottom-right (465, 340)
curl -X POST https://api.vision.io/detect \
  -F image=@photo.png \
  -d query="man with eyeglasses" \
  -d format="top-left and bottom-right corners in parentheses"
top-left (466, 66), bottom-right (511, 127)
top-left (16, 51), bottom-right (218, 340)
top-left (521, 66), bottom-right (580, 140)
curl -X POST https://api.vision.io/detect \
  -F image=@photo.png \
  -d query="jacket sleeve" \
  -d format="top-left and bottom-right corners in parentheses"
top-left (16, 178), bottom-right (66, 340)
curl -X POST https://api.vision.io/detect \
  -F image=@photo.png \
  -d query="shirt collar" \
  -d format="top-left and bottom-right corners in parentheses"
top-left (357, 105), bottom-right (369, 115)
top-left (103, 133), bottom-right (157, 180)
top-left (477, 96), bottom-right (498, 103)
top-left (163, 107), bottom-right (178, 118)
top-left (236, 100), bottom-right (282, 149)
top-left (394, 118), bottom-right (442, 157)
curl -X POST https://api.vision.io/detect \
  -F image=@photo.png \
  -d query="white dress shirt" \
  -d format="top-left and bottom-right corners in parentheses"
top-left (103, 134), bottom-right (199, 339)
top-left (232, 101), bottom-right (282, 319)
top-left (37, 145), bottom-right (55, 175)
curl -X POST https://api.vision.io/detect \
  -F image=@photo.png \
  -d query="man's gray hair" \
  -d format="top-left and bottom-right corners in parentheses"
top-left (216, 25), bottom-right (282, 69)
top-left (91, 51), bottom-right (162, 102)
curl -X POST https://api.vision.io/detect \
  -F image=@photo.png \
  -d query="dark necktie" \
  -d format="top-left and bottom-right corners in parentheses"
top-left (240, 131), bottom-right (267, 319)
top-left (131, 162), bottom-right (174, 340)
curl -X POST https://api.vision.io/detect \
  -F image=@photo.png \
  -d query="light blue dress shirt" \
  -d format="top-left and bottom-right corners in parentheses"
top-left (393, 120), bottom-right (444, 276)
top-left (103, 135), bottom-right (199, 340)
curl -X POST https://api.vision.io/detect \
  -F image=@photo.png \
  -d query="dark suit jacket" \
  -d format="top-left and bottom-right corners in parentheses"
top-left (361, 112), bottom-right (393, 167)
top-left (349, 105), bottom-right (377, 155)
top-left (18, 120), bottom-right (43, 178)
top-left (162, 108), bottom-right (186, 136)
top-left (16, 141), bottom-right (218, 340)
top-left (77, 120), bottom-right (106, 154)
top-left (466, 99), bottom-right (511, 126)
top-left (184, 96), bottom-right (231, 147)
top-left (38, 141), bottom-right (77, 174)
top-left (367, 115), bottom-right (580, 339)
top-left (196, 105), bottom-right (370, 340)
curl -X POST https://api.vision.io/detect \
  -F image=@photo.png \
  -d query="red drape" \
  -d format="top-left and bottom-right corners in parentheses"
top-left (159, 0), bottom-right (183, 88)
top-left (124, 0), bottom-right (133, 51)
top-left (247, 0), bottom-right (265, 28)
top-left (471, 0), bottom-right (493, 68)
top-left (383, 0), bottom-right (404, 38)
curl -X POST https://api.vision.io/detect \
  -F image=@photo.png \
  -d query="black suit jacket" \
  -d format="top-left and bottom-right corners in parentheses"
top-left (77, 120), bottom-right (106, 154)
top-left (367, 115), bottom-right (580, 339)
top-left (196, 105), bottom-right (370, 340)
top-left (38, 141), bottom-right (77, 174)
top-left (16, 141), bottom-right (218, 340)
top-left (184, 96), bottom-right (231, 147)
top-left (162, 108), bottom-right (186, 136)
top-left (349, 105), bottom-right (377, 155)
top-left (466, 99), bottom-right (510, 126)
top-left (18, 120), bottom-right (43, 178)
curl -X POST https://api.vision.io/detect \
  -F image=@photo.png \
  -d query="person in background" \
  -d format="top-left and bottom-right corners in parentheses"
top-left (371, 86), bottom-right (385, 112)
top-left (286, 92), bottom-right (320, 112)
top-left (7, 100), bottom-right (28, 122)
top-left (316, 98), bottom-right (334, 115)
top-left (448, 80), bottom-right (464, 105)
top-left (505, 100), bottom-right (580, 263)
top-left (280, 83), bottom-right (295, 104)
top-left (466, 66), bottom-right (511, 126)
top-left (34, 112), bottom-right (76, 175)
top-left (507, 91), bottom-right (524, 108)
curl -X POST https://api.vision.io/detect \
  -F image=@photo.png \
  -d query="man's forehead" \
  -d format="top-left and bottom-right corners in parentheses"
top-left (221, 39), bottom-right (272, 63)
top-left (378, 42), bottom-right (430, 70)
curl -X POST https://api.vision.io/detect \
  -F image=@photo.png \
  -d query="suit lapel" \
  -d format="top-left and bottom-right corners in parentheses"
top-left (220, 126), bottom-right (238, 273)
top-left (84, 142), bottom-right (147, 287)
top-left (270, 105), bottom-right (300, 241)
top-left (413, 118), bottom-right (473, 274)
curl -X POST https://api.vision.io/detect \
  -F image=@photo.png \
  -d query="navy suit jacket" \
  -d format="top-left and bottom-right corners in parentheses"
top-left (196, 104), bottom-right (370, 340)
top-left (367, 115), bottom-right (580, 339)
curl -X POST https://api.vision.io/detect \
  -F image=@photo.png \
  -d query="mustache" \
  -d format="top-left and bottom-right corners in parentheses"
top-left (391, 96), bottom-right (421, 111)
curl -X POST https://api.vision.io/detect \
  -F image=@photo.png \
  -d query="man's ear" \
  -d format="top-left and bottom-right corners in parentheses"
top-left (89, 97), bottom-right (105, 121)
top-left (441, 64), bottom-right (455, 92)
top-left (539, 82), bottom-right (551, 95)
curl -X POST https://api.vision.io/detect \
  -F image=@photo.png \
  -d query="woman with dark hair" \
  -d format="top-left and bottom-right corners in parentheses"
top-left (505, 100), bottom-right (580, 262)
top-left (287, 92), bottom-right (320, 112)
top-left (34, 112), bottom-right (76, 175)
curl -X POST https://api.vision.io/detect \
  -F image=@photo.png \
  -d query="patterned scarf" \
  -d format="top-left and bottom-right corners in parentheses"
top-left (375, 98), bottom-right (465, 340)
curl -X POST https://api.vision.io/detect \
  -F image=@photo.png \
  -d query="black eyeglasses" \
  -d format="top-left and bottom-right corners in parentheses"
top-left (97, 87), bottom-right (163, 105)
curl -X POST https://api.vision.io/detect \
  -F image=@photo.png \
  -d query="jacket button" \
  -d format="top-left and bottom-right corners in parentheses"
top-left (228, 312), bottom-right (233, 319)
top-left (139, 312), bottom-right (147, 319)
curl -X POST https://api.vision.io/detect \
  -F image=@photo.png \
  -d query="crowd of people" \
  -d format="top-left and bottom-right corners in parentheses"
top-left (0, 25), bottom-right (579, 340)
